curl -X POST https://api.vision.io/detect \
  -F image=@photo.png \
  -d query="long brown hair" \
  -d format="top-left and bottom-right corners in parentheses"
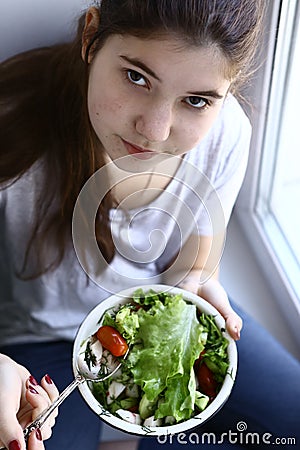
top-left (0, 0), bottom-right (265, 278)
top-left (0, 15), bottom-right (112, 278)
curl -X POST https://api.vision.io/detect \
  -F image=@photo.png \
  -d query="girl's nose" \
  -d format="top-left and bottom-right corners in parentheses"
top-left (135, 101), bottom-right (173, 143)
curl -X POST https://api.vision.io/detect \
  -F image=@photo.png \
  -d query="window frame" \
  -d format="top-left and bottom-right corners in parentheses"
top-left (234, 0), bottom-right (300, 345)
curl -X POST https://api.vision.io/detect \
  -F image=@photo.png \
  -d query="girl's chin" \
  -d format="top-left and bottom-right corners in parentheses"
top-left (105, 153), bottom-right (165, 173)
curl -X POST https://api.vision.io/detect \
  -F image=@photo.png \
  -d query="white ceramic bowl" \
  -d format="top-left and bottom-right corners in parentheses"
top-left (72, 284), bottom-right (237, 437)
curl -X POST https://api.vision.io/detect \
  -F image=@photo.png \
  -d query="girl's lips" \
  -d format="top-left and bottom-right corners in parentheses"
top-left (122, 139), bottom-right (157, 160)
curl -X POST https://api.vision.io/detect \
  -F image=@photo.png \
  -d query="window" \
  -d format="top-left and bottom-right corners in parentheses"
top-left (235, 0), bottom-right (300, 340)
top-left (256, 0), bottom-right (300, 300)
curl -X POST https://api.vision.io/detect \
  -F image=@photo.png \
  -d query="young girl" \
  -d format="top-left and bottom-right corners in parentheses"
top-left (0, 1), bottom-right (299, 450)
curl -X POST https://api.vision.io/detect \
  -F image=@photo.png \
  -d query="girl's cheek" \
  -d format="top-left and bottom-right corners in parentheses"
top-left (100, 99), bottom-right (123, 114)
top-left (179, 127), bottom-right (207, 152)
top-left (183, 111), bottom-right (221, 149)
top-left (88, 99), bottom-right (114, 126)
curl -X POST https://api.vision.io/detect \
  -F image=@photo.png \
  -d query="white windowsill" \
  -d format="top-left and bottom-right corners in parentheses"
top-left (220, 212), bottom-right (300, 361)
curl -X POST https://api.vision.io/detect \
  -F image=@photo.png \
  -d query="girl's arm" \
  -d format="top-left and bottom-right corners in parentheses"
top-left (163, 233), bottom-right (242, 340)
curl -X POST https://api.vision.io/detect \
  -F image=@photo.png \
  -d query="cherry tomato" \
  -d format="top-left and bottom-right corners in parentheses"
top-left (194, 350), bottom-right (206, 371)
top-left (128, 404), bottom-right (139, 413)
top-left (96, 325), bottom-right (128, 357)
top-left (196, 362), bottom-right (219, 398)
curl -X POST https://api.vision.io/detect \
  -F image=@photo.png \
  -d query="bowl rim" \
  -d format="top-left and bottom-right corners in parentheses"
top-left (72, 284), bottom-right (238, 436)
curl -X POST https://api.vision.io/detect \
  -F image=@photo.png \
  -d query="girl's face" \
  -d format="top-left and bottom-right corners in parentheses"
top-left (87, 34), bottom-right (231, 163)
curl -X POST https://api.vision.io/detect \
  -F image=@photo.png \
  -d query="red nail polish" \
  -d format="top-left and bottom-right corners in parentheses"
top-left (29, 375), bottom-right (38, 386)
top-left (36, 428), bottom-right (43, 441)
top-left (8, 440), bottom-right (21, 450)
top-left (29, 386), bottom-right (38, 394)
top-left (45, 374), bottom-right (53, 384)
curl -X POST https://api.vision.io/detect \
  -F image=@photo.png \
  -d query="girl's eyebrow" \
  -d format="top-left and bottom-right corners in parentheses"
top-left (119, 55), bottom-right (162, 82)
top-left (120, 55), bottom-right (224, 99)
top-left (188, 90), bottom-right (224, 100)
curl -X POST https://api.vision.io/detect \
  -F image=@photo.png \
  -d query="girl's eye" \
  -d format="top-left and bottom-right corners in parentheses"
top-left (127, 70), bottom-right (147, 87)
top-left (185, 96), bottom-right (209, 110)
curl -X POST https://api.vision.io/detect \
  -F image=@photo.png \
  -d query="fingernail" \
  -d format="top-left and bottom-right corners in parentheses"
top-left (45, 373), bottom-right (53, 384)
top-left (29, 386), bottom-right (39, 394)
top-left (36, 428), bottom-right (43, 441)
top-left (29, 375), bottom-right (39, 386)
top-left (8, 440), bottom-right (21, 450)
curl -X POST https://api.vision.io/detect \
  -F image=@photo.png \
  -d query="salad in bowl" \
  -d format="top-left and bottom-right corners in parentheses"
top-left (72, 284), bottom-right (237, 436)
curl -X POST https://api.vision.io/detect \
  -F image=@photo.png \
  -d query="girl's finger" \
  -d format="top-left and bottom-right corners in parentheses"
top-left (26, 428), bottom-right (46, 450)
top-left (25, 385), bottom-right (55, 432)
top-left (0, 356), bottom-right (29, 450)
top-left (226, 313), bottom-right (243, 340)
top-left (25, 376), bottom-right (59, 441)
top-left (26, 374), bottom-right (59, 413)
top-left (39, 374), bottom-right (59, 423)
top-left (25, 382), bottom-right (51, 411)
top-left (40, 374), bottom-right (59, 403)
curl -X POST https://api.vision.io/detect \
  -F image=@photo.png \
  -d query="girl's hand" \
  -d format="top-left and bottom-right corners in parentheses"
top-left (0, 354), bottom-right (59, 450)
top-left (178, 274), bottom-right (243, 340)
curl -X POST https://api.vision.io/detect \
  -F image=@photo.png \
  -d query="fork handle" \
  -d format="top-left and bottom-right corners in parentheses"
top-left (0, 374), bottom-right (85, 449)
top-left (24, 374), bottom-right (85, 439)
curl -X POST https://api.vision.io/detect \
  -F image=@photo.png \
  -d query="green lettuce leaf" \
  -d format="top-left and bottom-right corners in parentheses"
top-left (127, 294), bottom-right (205, 422)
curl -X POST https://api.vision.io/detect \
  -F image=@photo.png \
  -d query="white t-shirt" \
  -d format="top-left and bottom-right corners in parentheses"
top-left (0, 94), bottom-right (251, 344)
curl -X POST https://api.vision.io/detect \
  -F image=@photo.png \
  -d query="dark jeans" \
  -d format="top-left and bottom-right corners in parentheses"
top-left (1, 303), bottom-right (299, 449)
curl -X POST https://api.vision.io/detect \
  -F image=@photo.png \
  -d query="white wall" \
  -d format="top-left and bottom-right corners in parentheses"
top-left (0, 0), bottom-right (91, 62)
